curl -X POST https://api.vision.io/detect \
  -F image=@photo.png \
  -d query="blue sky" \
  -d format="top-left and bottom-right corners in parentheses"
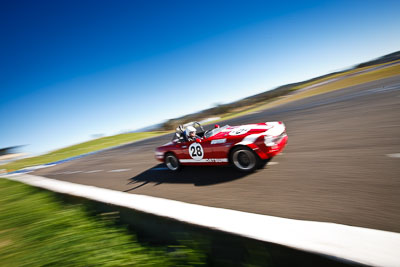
top-left (1, 0), bottom-right (399, 155)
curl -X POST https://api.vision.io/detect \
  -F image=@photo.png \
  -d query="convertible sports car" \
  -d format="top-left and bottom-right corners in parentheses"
top-left (155, 121), bottom-right (288, 172)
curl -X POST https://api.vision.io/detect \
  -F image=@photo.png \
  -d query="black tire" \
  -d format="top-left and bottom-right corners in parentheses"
top-left (165, 153), bottom-right (181, 171)
top-left (258, 158), bottom-right (271, 169)
top-left (230, 146), bottom-right (259, 172)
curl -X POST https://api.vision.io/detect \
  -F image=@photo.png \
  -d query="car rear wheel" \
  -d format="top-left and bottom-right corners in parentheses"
top-left (165, 153), bottom-right (180, 171)
top-left (231, 147), bottom-right (258, 172)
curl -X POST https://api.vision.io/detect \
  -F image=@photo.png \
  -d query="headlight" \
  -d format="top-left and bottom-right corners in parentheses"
top-left (264, 132), bottom-right (287, 146)
top-left (264, 136), bottom-right (276, 147)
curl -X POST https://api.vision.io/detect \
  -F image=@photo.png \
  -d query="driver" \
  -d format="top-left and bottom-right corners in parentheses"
top-left (184, 126), bottom-right (200, 142)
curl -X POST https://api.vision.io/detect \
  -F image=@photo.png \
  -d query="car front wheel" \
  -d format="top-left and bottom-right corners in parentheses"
top-left (230, 147), bottom-right (258, 172)
top-left (165, 153), bottom-right (180, 171)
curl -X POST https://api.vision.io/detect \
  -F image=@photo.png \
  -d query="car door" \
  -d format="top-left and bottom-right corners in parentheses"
top-left (207, 136), bottom-right (231, 163)
top-left (178, 139), bottom-right (213, 164)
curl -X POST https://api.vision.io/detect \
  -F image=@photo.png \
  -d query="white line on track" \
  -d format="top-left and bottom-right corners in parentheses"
top-left (84, 170), bottom-right (103, 173)
top-left (108, 168), bottom-right (131, 173)
top-left (63, 171), bottom-right (82, 174)
top-left (267, 162), bottom-right (279, 166)
top-left (386, 153), bottom-right (400, 158)
top-left (2, 174), bottom-right (400, 267)
top-left (367, 85), bottom-right (400, 93)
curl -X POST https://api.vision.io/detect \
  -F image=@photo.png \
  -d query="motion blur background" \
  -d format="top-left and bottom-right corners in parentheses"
top-left (2, 1), bottom-right (400, 266)
top-left (1, 0), bottom-right (400, 156)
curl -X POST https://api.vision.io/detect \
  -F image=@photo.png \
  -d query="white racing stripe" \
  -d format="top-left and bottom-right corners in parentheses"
top-left (2, 174), bottom-right (400, 267)
top-left (180, 158), bottom-right (228, 163)
top-left (236, 122), bottom-right (286, 146)
top-left (232, 124), bottom-right (273, 130)
top-left (236, 134), bottom-right (264, 145)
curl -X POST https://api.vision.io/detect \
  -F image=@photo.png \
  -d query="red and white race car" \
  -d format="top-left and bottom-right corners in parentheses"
top-left (155, 121), bottom-right (288, 172)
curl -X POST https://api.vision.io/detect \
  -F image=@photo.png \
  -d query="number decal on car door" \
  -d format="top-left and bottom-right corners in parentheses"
top-left (189, 143), bottom-right (204, 160)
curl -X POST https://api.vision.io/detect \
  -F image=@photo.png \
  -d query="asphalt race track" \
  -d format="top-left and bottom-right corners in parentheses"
top-left (34, 75), bottom-right (400, 233)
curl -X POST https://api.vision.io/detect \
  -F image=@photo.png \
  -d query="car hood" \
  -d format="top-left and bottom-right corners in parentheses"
top-left (212, 122), bottom-right (285, 139)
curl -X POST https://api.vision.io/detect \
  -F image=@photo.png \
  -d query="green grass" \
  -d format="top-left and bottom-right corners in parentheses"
top-left (0, 178), bottom-right (205, 266)
top-left (2, 131), bottom-right (166, 172)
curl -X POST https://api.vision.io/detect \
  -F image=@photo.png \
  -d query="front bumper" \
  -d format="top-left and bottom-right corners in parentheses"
top-left (254, 134), bottom-right (288, 160)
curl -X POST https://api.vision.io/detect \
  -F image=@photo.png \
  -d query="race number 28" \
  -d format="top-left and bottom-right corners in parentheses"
top-left (191, 146), bottom-right (202, 157)
top-left (189, 143), bottom-right (204, 160)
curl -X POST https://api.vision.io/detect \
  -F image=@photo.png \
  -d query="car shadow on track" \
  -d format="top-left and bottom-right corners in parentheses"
top-left (125, 163), bottom-right (254, 191)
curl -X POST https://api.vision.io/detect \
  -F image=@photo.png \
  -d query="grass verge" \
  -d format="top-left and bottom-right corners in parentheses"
top-left (2, 131), bottom-right (166, 173)
top-left (0, 178), bottom-right (205, 266)
top-left (290, 59), bottom-right (400, 91)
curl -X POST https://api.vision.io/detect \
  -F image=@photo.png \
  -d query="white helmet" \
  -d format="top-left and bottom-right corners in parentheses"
top-left (185, 126), bottom-right (196, 136)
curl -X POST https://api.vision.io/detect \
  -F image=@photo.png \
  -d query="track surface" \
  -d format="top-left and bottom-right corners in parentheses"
top-left (34, 75), bottom-right (400, 233)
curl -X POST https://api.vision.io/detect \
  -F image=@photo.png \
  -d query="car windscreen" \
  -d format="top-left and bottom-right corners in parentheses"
top-left (205, 125), bottom-right (229, 138)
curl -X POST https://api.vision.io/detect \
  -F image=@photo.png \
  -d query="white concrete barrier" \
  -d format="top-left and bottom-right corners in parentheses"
top-left (2, 174), bottom-right (400, 267)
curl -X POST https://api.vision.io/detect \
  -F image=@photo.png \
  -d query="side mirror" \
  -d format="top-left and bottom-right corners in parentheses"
top-left (214, 124), bottom-right (220, 128)
top-left (195, 138), bottom-right (201, 143)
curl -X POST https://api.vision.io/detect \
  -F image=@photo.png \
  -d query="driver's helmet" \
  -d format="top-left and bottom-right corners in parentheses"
top-left (185, 126), bottom-right (196, 137)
